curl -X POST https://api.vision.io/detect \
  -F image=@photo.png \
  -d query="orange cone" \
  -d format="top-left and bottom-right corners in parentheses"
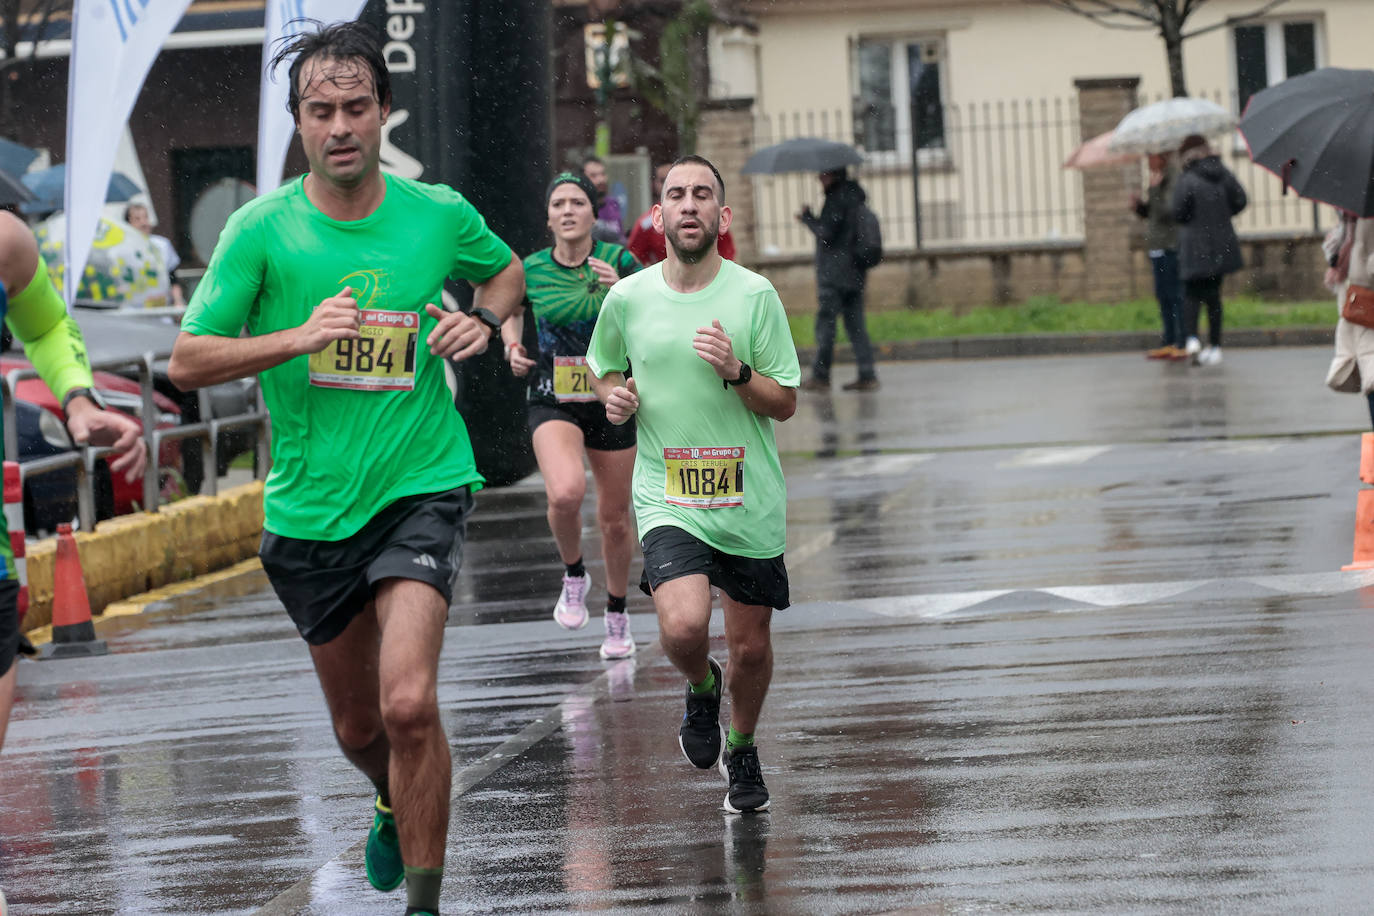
top-left (38, 523), bottom-right (107, 660)
top-left (1361, 433), bottom-right (1374, 486)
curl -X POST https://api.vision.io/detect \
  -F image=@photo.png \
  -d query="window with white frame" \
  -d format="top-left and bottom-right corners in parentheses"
top-left (1233, 19), bottom-right (1320, 113)
top-left (852, 36), bottom-right (946, 157)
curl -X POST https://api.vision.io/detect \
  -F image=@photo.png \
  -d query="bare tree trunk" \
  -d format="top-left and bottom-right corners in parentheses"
top-left (1155, 0), bottom-right (1185, 96)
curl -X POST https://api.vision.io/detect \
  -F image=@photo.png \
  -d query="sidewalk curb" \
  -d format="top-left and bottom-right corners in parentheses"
top-left (797, 325), bottom-right (1334, 363)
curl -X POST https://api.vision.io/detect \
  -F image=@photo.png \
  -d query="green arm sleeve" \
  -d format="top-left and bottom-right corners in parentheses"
top-left (5, 259), bottom-right (93, 403)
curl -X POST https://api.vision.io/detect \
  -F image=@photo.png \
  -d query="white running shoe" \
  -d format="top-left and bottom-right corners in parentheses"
top-left (1203, 346), bottom-right (1223, 366)
top-left (553, 573), bottom-right (591, 630)
top-left (1185, 336), bottom-right (1202, 365)
top-left (599, 610), bottom-right (636, 659)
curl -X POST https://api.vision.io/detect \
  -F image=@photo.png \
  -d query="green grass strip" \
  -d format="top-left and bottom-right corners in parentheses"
top-left (786, 295), bottom-right (1335, 346)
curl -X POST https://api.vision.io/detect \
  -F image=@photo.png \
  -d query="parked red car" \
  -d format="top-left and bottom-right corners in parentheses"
top-left (2, 356), bottom-right (183, 529)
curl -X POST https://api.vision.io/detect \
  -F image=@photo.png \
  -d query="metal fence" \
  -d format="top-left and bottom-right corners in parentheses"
top-left (752, 90), bottom-right (1331, 258)
top-left (753, 98), bottom-right (1085, 256)
top-left (2, 351), bottom-right (271, 533)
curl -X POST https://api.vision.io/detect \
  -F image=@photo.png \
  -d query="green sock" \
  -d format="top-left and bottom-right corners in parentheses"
top-left (405, 866), bottom-right (443, 911)
top-left (727, 726), bottom-right (754, 750)
top-left (689, 668), bottom-right (716, 695)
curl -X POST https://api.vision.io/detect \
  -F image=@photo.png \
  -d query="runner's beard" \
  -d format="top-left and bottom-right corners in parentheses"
top-left (666, 219), bottom-right (719, 264)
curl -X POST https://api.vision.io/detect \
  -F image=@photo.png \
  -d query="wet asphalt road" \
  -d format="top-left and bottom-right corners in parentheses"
top-left (5, 347), bottom-right (1374, 913)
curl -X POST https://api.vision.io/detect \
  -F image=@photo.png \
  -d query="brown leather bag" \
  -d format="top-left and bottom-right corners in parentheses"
top-left (1342, 284), bottom-right (1374, 328)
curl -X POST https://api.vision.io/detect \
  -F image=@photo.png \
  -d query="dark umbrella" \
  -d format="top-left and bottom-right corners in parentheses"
top-left (0, 137), bottom-right (39, 178)
top-left (0, 168), bottom-right (34, 207)
top-left (1238, 67), bottom-right (1374, 217)
top-left (741, 137), bottom-right (864, 175)
top-left (20, 164), bottom-right (143, 215)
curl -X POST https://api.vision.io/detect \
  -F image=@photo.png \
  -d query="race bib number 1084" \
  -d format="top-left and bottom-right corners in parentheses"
top-left (663, 447), bottom-right (745, 508)
top-left (309, 309), bottom-right (418, 391)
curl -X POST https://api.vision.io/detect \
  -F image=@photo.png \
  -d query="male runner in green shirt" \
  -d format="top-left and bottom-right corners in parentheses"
top-left (0, 212), bottom-right (147, 757)
top-left (167, 23), bottom-right (523, 916)
top-left (587, 155), bottom-right (801, 814)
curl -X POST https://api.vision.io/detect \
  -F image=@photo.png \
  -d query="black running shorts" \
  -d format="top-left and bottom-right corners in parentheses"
top-left (638, 525), bottom-right (790, 610)
top-left (528, 400), bottom-right (635, 452)
top-left (0, 578), bottom-right (17, 677)
top-left (259, 487), bottom-right (474, 646)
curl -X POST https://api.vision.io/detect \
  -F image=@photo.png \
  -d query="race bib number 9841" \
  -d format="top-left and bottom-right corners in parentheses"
top-left (553, 356), bottom-right (597, 402)
top-left (309, 309), bottom-right (418, 391)
top-left (663, 447), bottom-right (744, 508)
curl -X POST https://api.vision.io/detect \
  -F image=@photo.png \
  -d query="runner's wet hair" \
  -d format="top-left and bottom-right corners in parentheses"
top-left (270, 19), bottom-right (391, 120)
top-left (667, 155), bottom-right (725, 205)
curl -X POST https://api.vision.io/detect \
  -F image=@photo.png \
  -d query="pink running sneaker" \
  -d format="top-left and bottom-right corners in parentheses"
top-left (553, 573), bottom-right (591, 629)
top-left (599, 611), bottom-right (636, 660)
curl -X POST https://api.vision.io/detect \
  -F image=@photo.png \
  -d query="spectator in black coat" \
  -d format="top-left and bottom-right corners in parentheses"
top-left (1171, 134), bottom-right (1247, 367)
top-left (798, 168), bottom-right (879, 391)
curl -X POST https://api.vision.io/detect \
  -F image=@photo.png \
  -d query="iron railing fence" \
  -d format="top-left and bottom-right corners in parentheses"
top-left (2, 351), bottom-right (270, 533)
top-left (752, 90), bottom-right (1331, 258)
top-left (753, 98), bottom-right (1085, 256)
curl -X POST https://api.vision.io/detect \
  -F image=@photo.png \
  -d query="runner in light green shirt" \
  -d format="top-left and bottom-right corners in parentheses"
top-left (587, 155), bottom-right (799, 817)
top-left (586, 258), bottom-right (799, 558)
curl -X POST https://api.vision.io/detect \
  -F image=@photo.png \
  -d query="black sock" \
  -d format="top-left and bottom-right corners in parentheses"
top-left (606, 594), bottom-right (626, 614)
top-left (565, 558), bottom-right (586, 578)
top-left (372, 779), bottom-right (390, 810)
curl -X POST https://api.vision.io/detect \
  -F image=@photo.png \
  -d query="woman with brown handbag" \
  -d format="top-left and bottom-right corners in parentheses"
top-left (1325, 212), bottom-right (1374, 428)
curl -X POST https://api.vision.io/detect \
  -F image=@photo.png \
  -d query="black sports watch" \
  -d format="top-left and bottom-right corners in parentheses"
top-left (723, 362), bottom-right (752, 389)
top-left (469, 306), bottom-right (502, 335)
top-left (61, 386), bottom-right (107, 413)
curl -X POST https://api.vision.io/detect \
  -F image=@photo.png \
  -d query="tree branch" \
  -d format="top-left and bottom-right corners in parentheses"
top-left (1030, 0), bottom-right (1162, 29)
top-left (1181, 0), bottom-right (1290, 38)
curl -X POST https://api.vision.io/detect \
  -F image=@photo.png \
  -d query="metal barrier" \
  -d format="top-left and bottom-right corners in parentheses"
top-left (1, 350), bottom-right (271, 532)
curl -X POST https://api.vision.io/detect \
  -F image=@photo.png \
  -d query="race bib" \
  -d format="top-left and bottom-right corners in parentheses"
top-left (309, 309), bottom-right (418, 391)
top-left (664, 447), bottom-right (744, 508)
top-left (553, 356), bottom-right (597, 402)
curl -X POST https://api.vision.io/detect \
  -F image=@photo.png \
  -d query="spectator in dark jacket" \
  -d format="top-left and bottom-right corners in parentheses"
top-left (1171, 134), bottom-right (1247, 367)
top-left (1131, 153), bottom-right (1184, 360)
top-left (798, 168), bottom-right (879, 391)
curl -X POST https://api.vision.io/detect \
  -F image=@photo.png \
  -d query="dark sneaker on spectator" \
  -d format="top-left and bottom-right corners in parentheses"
top-left (842, 378), bottom-right (881, 391)
top-left (799, 377), bottom-right (830, 392)
top-left (679, 656), bottom-right (724, 768)
top-left (719, 744), bottom-right (771, 813)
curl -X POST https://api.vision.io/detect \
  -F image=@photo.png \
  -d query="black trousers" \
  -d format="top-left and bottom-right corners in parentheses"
top-left (1184, 275), bottom-right (1224, 347)
top-left (812, 284), bottom-right (877, 381)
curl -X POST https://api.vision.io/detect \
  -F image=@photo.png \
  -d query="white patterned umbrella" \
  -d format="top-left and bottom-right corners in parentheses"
top-left (1107, 97), bottom-right (1237, 155)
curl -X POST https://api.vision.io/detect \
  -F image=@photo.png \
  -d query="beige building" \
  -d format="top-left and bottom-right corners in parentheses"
top-left (721, 0), bottom-right (1372, 258)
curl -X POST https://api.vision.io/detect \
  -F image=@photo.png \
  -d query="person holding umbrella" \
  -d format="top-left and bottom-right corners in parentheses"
top-left (797, 167), bottom-right (880, 391)
top-left (1131, 152), bottom-right (1185, 360)
top-left (1171, 135), bottom-right (1247, 366)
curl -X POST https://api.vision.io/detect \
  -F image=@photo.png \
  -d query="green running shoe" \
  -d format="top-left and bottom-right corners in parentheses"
top-left (365, 796), bottom-right (404, 892)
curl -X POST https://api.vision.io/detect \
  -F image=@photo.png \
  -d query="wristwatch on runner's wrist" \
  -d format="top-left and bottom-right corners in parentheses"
top-left (61, 386), bottom-right (107, 413)
top-left (723, 362), bottom-right (752, 389)
top-left (468, 307), bottom-right (502, 336)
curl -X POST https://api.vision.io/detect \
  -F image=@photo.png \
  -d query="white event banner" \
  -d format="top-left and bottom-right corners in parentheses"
top-left (257, 0), bottom-right (369, 195)
top-left (65, 0), bottom-right (193, 307)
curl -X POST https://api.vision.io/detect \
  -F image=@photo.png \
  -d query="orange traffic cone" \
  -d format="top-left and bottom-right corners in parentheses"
top-left (1361, 433), bottom-right (1374, 486)
top-left (38, 523), bottom-right (107, 660)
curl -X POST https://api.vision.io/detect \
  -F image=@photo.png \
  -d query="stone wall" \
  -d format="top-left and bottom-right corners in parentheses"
top-left (755, 233), bottom-right (1330, 315)
top-left (695, 98), bottom-right (760, 261)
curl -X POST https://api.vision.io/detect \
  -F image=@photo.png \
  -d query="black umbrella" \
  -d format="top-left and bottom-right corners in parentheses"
top-left (741, 137), bottom-right (863, 175)
top-left (0, 168), bottom-right (33, 207)
top-left (1238, 67), bottom-right (1374, 217)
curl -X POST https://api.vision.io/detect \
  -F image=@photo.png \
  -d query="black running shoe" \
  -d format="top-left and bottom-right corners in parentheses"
top-left (678, 656), bottom-right (723, 768)
top-left (720, 744), bottom-right (770, 813)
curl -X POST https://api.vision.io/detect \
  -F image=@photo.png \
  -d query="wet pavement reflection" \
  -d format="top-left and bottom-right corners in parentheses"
top-left (5, 348), bottom-right (1374, 912)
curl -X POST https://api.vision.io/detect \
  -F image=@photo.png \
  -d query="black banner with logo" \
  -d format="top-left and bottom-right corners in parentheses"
top-left (362, 0), bottom-right (552, 485)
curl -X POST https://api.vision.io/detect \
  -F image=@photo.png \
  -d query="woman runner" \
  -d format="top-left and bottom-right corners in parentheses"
top-left (503, 172), bottom-right (641, 659)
